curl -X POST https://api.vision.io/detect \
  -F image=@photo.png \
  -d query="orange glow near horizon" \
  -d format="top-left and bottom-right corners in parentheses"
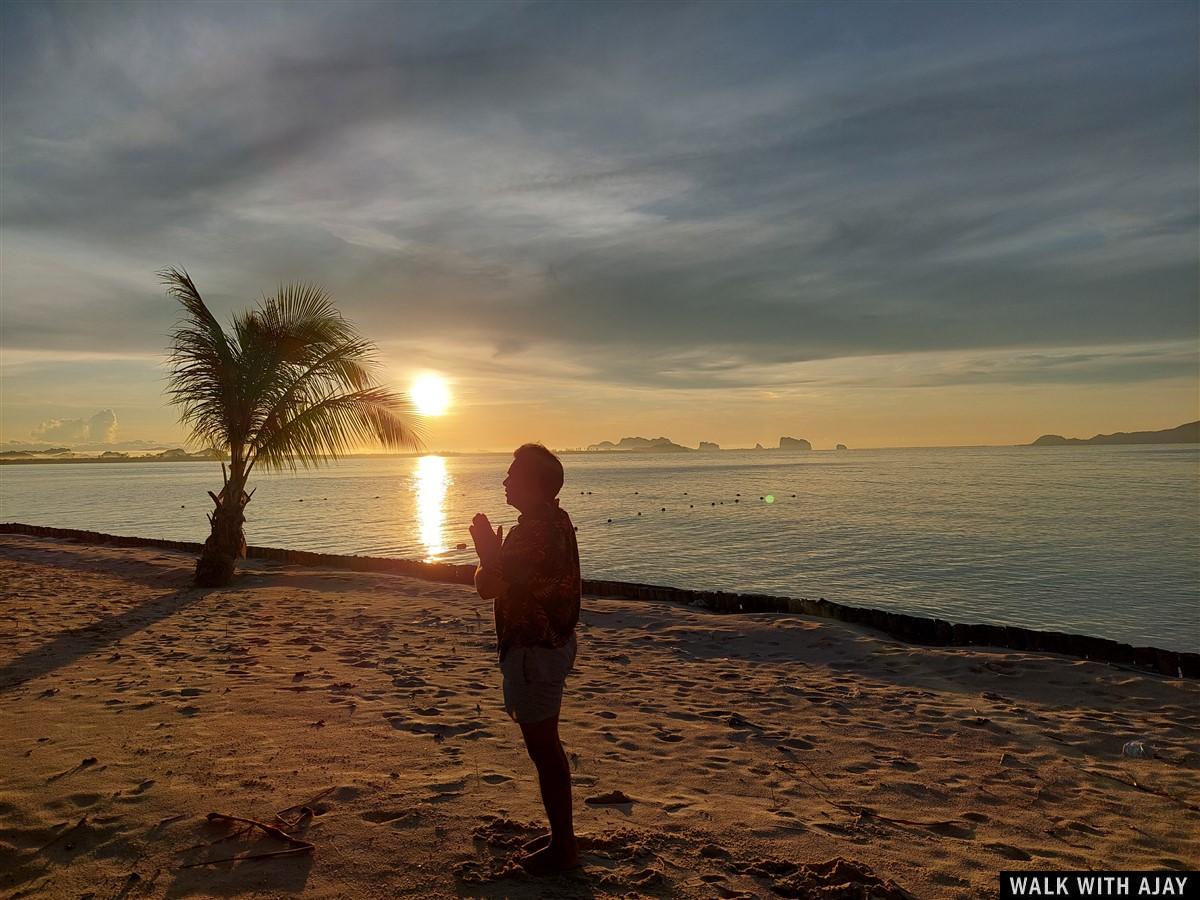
top-left (415, 454), bottom-right (448, 561)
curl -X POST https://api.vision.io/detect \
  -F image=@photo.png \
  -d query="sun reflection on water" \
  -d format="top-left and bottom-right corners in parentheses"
top-left (416, 455), bottom-right (448, 561)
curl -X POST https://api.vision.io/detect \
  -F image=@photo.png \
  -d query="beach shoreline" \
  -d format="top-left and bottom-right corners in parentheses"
top-left (1, 534), bottom-right (1197, 898)
top-left (2, 522), bottom-right (1195, 678)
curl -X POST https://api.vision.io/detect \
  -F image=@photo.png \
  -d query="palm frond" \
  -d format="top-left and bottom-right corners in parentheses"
top-left (248, 336), bottom-right (379, 437)
top-left (161, 267), bottom-right (240, 451)
top-left (163, 269), bottom-right (426, 472)
top-left (250, 386), bottom-right (428, 473)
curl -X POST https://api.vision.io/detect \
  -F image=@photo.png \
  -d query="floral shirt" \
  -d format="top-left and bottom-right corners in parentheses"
top-left (492, 498), bottom-right (580, 663)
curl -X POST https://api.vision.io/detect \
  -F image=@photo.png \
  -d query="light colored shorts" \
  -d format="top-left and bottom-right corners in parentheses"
top-left (500, 632), bottom-right (578, 724)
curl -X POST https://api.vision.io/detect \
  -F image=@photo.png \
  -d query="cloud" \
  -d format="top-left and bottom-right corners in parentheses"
top-left (31, 408), bottom-right (118, 444)
top-left (0, 0), bottom-right (1195, 396)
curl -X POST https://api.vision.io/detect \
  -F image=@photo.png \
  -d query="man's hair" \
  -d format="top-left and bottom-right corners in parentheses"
top-left (513, 442), bottom-right (564, 500)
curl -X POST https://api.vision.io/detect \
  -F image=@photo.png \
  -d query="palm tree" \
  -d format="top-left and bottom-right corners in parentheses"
top-left (161, 267), bottom-right (427, 587)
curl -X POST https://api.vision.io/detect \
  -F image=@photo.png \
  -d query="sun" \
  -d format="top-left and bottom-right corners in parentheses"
top-left (410, 373), bottom-right (452, 416)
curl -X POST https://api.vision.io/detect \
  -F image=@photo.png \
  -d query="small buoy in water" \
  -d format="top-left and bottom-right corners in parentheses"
top-left (180, 505), bottom-right (185, 508)
top-left (587, 491), bottom-right (592, 494)
top-left (298, 498), bottom-right (304, 502)
top-left (734, 499), bottom-right (739, 503)
top-left (574, 526), bottom-right (578, 531)
top-left (683, 491), bottom-right (688, 495)
top-left (580, 491), bottom-right (585, 494)
top-left (711, 502), bottom-right (715, 506)
top-left (637, 512), bottom-right (641, 516)
top-left (661, 507), bottom-right (665, 511)
top-left (759, 496), bottom-right (763, 500)
top-left (634, 491), bottom-right (638, 494)
top-left (455, 542), bottom-right (467, 550)
top-left (689, 504), bottom-right (693, 508)
top-left (792, 494), bottom-right (796, 498)
top-left (736, 493), bottom-right (740, 496)
top-left (607, 518), bottom-right (612, 523)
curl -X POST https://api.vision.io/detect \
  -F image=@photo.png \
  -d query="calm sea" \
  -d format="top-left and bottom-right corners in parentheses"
top-left (2, 447), bottom-right (1197, 652)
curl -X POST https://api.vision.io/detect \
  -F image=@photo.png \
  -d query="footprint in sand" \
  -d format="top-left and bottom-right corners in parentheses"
top-left (778, 736), bottom-right (814, 751)
top-left (985, 842), bottom-right (1032, 861)
top-left (480, 773), bottom-right (513, 784)
top-left (926, 821), bottom-right (976, 839)
top-left (383, 711), bottom-right (491, 740)
top-left (844, 761), bottom-right (881, 773)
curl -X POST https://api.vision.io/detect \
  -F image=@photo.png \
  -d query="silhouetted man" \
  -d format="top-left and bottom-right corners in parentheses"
top-left (470, 442), bottom-right (581, 874)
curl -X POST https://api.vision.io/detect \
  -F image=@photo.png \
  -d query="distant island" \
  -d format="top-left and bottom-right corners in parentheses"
top-left (0, 447), bottom-right (228, 464)
top-left (585, 436), bottom-right (693, 452)
top-left (1030, 421), bottom-right (1199, 446)
top-left (585, 435), bottom-right (818, 452)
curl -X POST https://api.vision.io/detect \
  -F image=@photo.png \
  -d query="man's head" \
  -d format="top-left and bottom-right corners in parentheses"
top-left (504, 442), bottom-right (564, 511)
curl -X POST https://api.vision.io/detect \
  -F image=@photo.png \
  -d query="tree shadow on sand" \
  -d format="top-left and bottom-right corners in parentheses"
top-left (1, 534), bottom-right (200, 590)
top-left (0, 585), bottom-right (213, 692)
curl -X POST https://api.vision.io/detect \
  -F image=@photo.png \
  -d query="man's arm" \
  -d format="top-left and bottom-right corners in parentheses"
top-left (471, 514), bottom-right (509, 600)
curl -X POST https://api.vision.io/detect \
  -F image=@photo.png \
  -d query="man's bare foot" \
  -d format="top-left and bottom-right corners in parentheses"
top-left (517, 839), bottom-right (581, 875)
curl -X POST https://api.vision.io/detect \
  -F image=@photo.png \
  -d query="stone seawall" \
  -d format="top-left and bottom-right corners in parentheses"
top-left (3, 522), bottom-right (1195, 679)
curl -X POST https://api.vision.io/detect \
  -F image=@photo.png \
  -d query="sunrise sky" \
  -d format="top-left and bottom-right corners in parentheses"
top-left (2, 1), bottom-right (1197, 452)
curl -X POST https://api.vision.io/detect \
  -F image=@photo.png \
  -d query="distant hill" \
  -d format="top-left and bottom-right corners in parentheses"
top-left (0, 447), bottom-right (71, 457)
top-left (779, 436), bottom-right (812, 450)
top-left (155, 447), bottom-right (227, 460)
top-left (1031, 421), bottom-right (1199, 446)
top-left (586, 436), bottom-right (693, 452)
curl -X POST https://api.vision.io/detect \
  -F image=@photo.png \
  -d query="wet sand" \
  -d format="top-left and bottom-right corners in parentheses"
top-left (1, 534), bottom-right (1196, 898)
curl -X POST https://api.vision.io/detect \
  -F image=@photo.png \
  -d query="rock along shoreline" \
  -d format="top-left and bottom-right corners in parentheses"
top-left (2, 521), bottom-right (1195, 679)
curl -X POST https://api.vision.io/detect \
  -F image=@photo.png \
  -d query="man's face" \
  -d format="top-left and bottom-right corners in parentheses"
top-left (503, 459), bottom-right (542, 509)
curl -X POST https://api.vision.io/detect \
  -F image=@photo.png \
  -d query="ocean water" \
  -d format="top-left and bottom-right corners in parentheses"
top-left (2, 446), bottom-right (1197, 652)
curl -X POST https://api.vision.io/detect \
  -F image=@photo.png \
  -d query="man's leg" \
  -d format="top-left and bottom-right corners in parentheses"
top-left (517, 713), bottom-right (579, 871)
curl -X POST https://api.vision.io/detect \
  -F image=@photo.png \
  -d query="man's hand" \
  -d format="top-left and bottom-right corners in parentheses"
top-left (470, 512), bottom-right (503, 567)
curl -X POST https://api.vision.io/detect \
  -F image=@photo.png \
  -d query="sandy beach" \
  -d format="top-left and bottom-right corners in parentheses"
top-left (1, 533), bottom-right (1196, 899)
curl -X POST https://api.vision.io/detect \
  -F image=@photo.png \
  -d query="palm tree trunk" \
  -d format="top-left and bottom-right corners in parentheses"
top-left (194, 462), bottom-right (252, 587)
